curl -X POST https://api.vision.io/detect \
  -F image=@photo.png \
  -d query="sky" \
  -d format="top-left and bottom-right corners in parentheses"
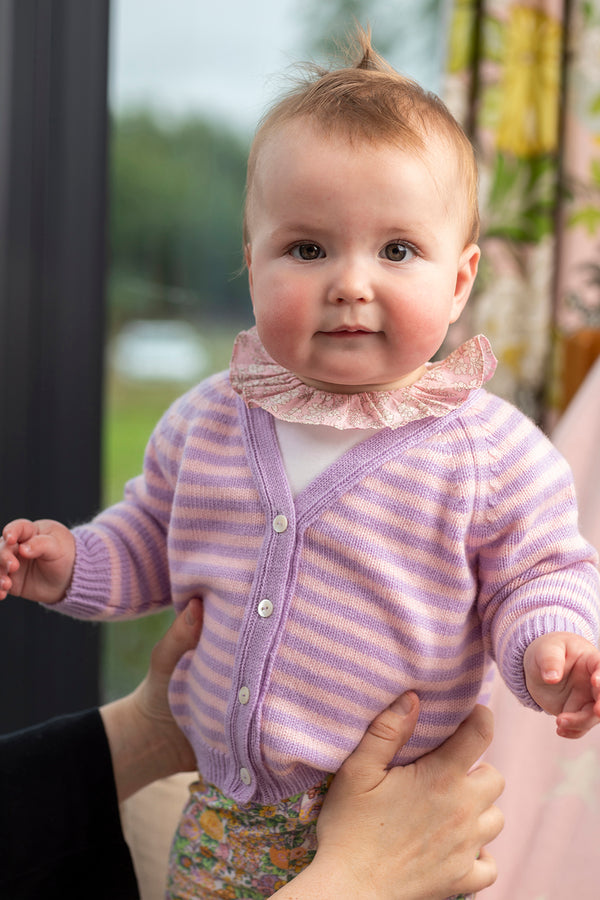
top-left (108, 0), bottom-right (445, 134)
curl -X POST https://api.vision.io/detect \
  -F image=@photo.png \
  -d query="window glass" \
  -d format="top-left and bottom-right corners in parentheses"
top-left (102, 0), bottom-right (447, 699)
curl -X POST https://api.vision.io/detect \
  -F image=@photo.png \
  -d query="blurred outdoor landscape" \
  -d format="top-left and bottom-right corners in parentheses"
top-left (101, 107), bottom-right (254, 698)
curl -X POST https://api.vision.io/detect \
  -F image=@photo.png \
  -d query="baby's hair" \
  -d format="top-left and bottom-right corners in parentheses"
top-left (244, 26), bottom-right (479, 246)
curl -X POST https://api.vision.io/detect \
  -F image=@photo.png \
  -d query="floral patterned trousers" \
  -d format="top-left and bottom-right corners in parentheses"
top-left (166, 776), bottom-right (331, 899)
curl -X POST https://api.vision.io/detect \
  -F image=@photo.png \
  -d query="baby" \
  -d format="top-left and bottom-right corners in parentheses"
top-left (1, 29), bottom-right (599, 900)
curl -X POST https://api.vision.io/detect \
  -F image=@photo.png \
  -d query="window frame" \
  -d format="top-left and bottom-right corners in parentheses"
top-left (0, 0), bottom-right (110, 730)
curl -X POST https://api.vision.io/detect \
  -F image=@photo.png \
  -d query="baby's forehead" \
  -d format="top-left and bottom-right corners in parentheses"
top-left (245, 116), bottom-right (478, 245)
top-left (253, 119), bottom-right (460, 198)
top-left (256, 117), bottom-right (448, 171)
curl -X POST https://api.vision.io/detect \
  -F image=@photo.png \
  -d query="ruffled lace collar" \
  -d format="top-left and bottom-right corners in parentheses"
top-left (230, 327), bottom-right (497, 430)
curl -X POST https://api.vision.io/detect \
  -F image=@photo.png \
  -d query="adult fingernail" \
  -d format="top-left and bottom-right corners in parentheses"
top-left (391, 692), bottom-right (416, 716)
top-left (185, 598), bottom-right (202, 626)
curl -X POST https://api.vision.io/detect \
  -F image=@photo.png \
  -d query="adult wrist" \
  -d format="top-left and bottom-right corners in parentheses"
top-left (100, 693), bottom-right (181, 801)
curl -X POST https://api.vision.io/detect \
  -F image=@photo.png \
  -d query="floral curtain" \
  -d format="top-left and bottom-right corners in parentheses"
top-left (444, 0), bottom-right (600, 426)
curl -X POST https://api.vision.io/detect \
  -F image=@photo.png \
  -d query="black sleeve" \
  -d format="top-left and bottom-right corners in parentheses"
top-left (0, 708), bottom-right (140, 900)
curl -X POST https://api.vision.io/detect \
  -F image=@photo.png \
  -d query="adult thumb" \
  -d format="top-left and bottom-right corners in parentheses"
top-left (150, 596), bottom-right (203, 680)
top-left (338, 692), bottom-right (420, 790)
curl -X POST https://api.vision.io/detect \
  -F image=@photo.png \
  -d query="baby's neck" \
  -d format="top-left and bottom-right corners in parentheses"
top-left (297, 365), bottom-right (427, 395)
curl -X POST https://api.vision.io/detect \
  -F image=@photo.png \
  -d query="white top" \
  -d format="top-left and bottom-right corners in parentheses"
top-left (274, 419), bottom-right (373, 496)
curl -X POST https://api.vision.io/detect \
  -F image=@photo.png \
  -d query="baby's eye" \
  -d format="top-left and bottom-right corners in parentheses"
top-left (381, 242), bottom-right (415, 263)
top-left (290, 243), bottom-right (325, 261)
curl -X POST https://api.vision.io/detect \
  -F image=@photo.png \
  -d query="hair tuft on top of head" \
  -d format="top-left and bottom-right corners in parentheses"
top-left (345, 24), bottom-right (396, 73)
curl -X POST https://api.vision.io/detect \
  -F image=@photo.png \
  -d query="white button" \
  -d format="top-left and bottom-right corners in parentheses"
top-left (238, 686), bottom-right (250, 705)
top-left (272, 514), bottom-right (288, 533)
top-left (257, 598), bottom-right (274, 618)
top-left (240, 767), bottom-right (252, 786)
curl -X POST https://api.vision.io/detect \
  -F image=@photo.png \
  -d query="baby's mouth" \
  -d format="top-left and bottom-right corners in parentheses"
top-left (326, 326), bottom-right (375, 335)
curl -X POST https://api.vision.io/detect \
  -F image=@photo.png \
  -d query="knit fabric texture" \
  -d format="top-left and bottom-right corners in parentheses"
top-left (57, 366), bottom-right (600, 804)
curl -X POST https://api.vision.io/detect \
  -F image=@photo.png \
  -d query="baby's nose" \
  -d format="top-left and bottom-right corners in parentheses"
top-left (326, 262), bottom-right (375, 304)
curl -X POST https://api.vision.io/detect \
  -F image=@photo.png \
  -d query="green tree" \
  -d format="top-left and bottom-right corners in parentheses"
top-left (109, 111), bottom-right (251, 328)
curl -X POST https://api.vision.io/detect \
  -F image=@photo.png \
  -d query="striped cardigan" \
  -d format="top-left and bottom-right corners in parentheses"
top-left (61, 370), bottom-right (600, 803)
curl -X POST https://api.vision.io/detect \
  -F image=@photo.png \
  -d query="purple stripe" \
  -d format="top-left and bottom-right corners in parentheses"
top-left (276, 625), bottom-right (484, 686)
top-left (293, 569), bottom-right (477, 638)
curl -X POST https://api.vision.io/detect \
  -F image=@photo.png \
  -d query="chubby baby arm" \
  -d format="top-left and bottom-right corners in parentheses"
top-left (0, 518), bottom-right (75, 604)
top-left (524, 632), bottom-right (600, 738)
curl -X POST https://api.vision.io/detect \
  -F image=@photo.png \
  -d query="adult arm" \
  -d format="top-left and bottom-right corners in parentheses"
top-left (0, 598), bottom-right (202, 900)
top-left (100, 598), bottom-right (202, 801)
top-left (0, 708), bottom-right (139, 900)
top-left (272, 695), bottom-right (504, 900)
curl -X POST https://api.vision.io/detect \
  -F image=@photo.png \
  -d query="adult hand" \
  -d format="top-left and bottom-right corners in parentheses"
top-left (272, 693), bottom-right (504, 900)
top-left (100, 597), bottom-right (202, 801)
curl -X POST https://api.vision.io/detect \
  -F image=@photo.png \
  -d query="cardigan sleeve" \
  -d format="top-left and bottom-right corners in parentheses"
top-left (0, 709), bottom-right (139, 900)
top-left (55, 387), bottom-right (194, 620)
top-left (472, 403), bottom-right (600, 707)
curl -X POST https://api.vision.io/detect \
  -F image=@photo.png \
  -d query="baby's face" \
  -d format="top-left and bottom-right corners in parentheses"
top-left (245, 121), bottom-right (479, 393)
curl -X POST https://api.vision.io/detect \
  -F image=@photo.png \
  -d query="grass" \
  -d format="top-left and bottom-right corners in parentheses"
top-left (100, 321), bottom-right (240, 701)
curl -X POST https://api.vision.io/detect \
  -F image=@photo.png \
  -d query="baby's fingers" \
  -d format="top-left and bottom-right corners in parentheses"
top-left (538, 642), bottom-right (567, 684)
top-left (0, 542), bottom-right (19, 569)
top-left (0, 573), bottom-right (15, 600)
top-left (0, 542), bottom-right (21, 595)
top-left (16, 533), bottom-right (62, 561)
top-left (2, 518), bottom-right (38, 546)
top-left (556, 704), bottom-right (600, 738)
top-left (0, 540), bottom-right (23, 599)
top-left (591, 661), bottom-right (600, 694)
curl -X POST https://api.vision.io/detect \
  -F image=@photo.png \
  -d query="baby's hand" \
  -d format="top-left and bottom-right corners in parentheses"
top-left (524, 632), bottom-right (600, 738)
top-left (0, 518), bottom-right (76, 604)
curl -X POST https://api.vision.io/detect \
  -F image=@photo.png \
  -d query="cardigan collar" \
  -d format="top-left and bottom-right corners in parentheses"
top-left (230, 326), bottom-right (497, 431)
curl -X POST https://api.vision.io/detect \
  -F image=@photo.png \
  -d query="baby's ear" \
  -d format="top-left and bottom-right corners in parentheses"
top-left (450, 243), bottom-right (480, 323)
